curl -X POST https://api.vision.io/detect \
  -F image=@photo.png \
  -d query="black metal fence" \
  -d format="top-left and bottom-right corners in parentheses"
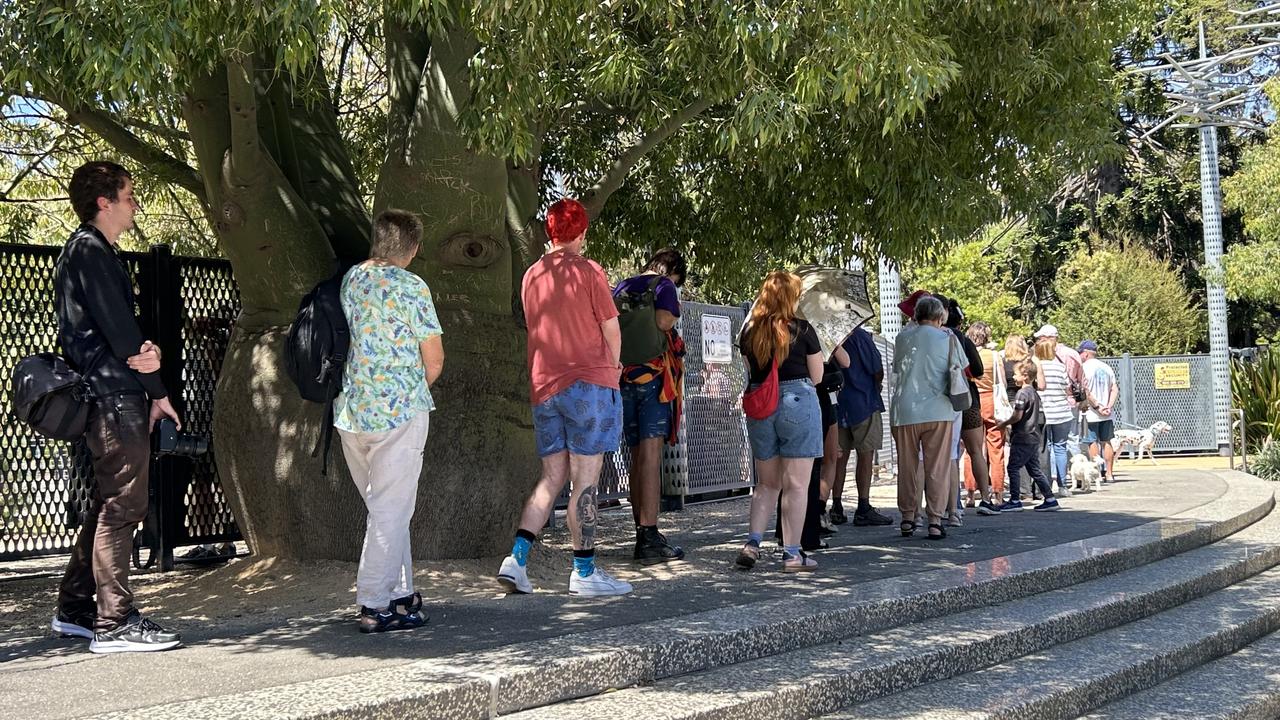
top-left (0, 242), bottom-right (241, 567)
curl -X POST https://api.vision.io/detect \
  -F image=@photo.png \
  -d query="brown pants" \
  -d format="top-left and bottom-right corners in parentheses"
top-left (893, 421), bottom-right (953, 525)
top-left (57, 392), bottom-right (151, 631)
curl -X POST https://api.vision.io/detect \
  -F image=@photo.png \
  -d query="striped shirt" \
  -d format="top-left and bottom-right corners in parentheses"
top-left (1037, 358), bottom-right (1074, 425)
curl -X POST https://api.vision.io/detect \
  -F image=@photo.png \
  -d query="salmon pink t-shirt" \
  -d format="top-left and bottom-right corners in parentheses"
top-left (522, 250), bottom-right (620, 405)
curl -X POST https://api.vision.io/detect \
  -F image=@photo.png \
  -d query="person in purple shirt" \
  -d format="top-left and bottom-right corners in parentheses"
top-left (831, 326), bottom-right (893, 526)
top-left (613, 249), bottom-right (686, 565)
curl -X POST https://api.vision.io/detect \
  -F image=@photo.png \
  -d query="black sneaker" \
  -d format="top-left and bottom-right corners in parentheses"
top-left (634, 527), bottom-right (685, 565)
top-left (50, 609), bottom-right (95, 640)
top-left (89, 613), bottom-right (181, 653)
top-left (359, 592), bottom-right (427, 634)
top-left (852, 506), bottom-right (894, 526)
top-left (828, 507), bottom-right (848, 525)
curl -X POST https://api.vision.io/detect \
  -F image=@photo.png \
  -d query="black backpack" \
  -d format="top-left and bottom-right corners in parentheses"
top-left (615, 276), bottom-right (669, 365)
top-left (285, 270), bottom-right (350, 474)
top-left (10, 353), bottom-right (93, 441)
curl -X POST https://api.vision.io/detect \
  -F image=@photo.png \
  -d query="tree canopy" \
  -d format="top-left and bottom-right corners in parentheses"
top-left (0, 0), bottom-right (1164, 560)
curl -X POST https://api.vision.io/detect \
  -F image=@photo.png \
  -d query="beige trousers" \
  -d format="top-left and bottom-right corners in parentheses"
top-left (893, 420), bottom-right (953, 525)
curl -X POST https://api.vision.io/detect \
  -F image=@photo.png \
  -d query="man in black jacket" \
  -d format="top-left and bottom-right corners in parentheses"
top-left (51, 161), bottom-right (183, 653)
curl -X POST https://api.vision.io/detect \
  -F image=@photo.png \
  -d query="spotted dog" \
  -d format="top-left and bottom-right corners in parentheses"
top-left (1110, 421), bottom-right (1173, 465)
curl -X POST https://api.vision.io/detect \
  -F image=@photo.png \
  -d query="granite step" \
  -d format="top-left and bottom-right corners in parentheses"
top-left (827, 564), bottom-right (1280, 720)
top-left (1076, 627), bottom-right (1280, 720)
top-left (87, 473), bottom-right (1274, 720)
top-left (506, 494), bottom-right (1280, 719)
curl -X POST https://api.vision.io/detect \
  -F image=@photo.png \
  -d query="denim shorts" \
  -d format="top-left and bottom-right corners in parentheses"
top-left (745, 379), bottom-right (823, 460)
top-left (1085, 420), bottom-right (1115, 444)
top-left (532, 381), bottom-right (622, 457)
top-left (620, 377), bottom-right (671, 446)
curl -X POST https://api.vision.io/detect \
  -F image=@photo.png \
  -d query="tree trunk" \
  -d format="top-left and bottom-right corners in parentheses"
top-left (197, 33), bottom-right (542, 560)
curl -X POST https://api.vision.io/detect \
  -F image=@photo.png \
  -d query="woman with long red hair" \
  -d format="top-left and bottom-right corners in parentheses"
top-left (736, 271), bottom-right (824, 572)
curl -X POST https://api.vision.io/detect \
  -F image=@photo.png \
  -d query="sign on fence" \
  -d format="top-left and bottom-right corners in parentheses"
top-left (700, 314), bottom-right (734, 364)
top-left (1153, 362), bottom-right (1192, 390)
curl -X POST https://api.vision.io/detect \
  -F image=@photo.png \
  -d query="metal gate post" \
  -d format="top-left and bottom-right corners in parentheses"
top-left (142, 245), bottom-right (186, 571)
top-left (1121, 353), bottom-right (1137, 429)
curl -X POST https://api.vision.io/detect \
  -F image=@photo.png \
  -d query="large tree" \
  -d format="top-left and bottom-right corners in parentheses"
top-left (0, 1), bottom-right (1151, 559)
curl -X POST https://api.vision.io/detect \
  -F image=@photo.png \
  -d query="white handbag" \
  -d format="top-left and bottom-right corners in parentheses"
top-left (992, 351), bottom-right (1014, 423)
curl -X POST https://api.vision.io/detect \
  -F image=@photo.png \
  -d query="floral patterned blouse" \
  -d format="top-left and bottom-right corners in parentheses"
top-left (333, 263), bottom-right (443, 433)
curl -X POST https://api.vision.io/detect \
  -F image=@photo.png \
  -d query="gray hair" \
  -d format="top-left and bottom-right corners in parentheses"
top-left (370, 209), bottom-right (423, 261)
top-left (913, 295), bottom-right (945, 323)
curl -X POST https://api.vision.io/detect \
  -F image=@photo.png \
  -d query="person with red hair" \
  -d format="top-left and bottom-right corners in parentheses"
top-left (496, 198), bottom-right (633, 597)
top-left (735, 271), bottom-right (824, 573)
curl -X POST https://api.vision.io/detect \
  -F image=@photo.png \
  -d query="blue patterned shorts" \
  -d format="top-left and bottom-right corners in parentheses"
top-left (533, 381), bottom-right (622, 457)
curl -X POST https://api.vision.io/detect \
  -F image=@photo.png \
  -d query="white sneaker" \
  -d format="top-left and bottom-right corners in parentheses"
top-left (568, 566), bottom-right (632, 597)
top-left (496, 556), bottom-right (533, 594)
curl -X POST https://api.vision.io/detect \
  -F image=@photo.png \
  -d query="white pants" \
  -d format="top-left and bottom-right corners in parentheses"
top-left (337, 412), bottom-right (429, 609)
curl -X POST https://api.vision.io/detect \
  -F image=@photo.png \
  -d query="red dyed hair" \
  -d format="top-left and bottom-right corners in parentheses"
top-left (747, 271), bottom-right (803, 367)
top-left (545, 198), bottom-right (589, 245)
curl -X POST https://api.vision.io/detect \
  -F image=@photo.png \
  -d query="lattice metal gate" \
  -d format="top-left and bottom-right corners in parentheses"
top-left (557, 301), bottom-right (754, 509)
top-left (0, 243), bottom-right (242, 563)
top-left (1100, 353), bottom-right (1217, 453)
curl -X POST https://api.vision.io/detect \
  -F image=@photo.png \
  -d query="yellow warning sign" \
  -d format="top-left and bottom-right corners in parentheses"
top-left (1153, 362), bottom-right (1191, 390)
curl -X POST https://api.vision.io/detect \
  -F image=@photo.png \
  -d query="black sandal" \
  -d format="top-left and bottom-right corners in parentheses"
top-left (927, 523), bottom-right (947, 541)
top-left (900, 520), bottom-right (915, 537)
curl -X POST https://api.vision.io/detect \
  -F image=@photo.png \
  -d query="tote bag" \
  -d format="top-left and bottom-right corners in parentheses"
top-left (991, 351), bottom-right (1014, 423)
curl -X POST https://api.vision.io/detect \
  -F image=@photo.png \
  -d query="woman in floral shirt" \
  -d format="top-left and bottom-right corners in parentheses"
top-left (333, 209), bottom-right (444, 634)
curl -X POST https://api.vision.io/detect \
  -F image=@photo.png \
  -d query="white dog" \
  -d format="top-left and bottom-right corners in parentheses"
top-left (1070, 453), bottom-right (1102, 493)
top-left (1111, 421), bottom-right (1173, 465)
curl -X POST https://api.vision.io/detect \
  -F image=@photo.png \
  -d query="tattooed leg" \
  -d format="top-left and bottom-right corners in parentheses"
top-left (567, 453), bottom-right (606, 551)
top-left (572, 485), bottom-right (599, 551)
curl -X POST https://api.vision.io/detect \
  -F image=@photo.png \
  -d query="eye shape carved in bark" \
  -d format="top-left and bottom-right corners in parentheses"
top-left (439, 231), bottom-right (502, 268)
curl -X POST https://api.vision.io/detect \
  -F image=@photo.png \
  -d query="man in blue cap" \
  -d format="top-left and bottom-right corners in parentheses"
top-left (1078, 340), bottom-right (1119, 482)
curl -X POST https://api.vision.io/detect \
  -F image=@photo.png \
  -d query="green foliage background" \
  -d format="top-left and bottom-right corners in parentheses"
top-left (1048, 246), bottom-right (1203, 355)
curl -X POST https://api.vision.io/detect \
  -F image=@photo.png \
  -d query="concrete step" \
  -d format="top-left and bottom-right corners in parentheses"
top-left (87, 473), bottom-right (1274, 720)
top-left (827, 565), bottom-right (1280, 720)
top-left (506, 493), bottom-right (1280, 719)
top-left (1076, 627), bottom-right (1280, 720)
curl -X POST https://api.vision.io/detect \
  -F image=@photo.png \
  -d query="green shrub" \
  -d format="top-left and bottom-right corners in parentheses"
top-left (1232, 349), bottom-right (1280, 450)
top-left (1252, 437), bottom-right (1280, 482)
top-left (1049, 246), bottom-right (1203, 356)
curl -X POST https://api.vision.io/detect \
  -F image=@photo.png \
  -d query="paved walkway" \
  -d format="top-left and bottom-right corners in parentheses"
top-left (0, 462), bottom-right (1238, 719)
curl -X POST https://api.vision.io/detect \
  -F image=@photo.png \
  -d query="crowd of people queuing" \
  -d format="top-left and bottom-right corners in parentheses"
top-left (45, 164), bottom-right (1125, 650)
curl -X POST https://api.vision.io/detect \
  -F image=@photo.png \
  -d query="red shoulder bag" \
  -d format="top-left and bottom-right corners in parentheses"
top-left (742, 358), bottom-right (780, 420)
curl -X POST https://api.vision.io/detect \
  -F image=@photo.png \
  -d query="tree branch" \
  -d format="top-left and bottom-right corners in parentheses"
top-left (225, 53), bottom-right (261, 187)
top-left (580, 96), bottom-right (716, 220)
top-left (120, 116), bottom-right (191, 141)
top-left (61, 103), bottom-right (207, 202)
top-left (0, 131), bottom-right (65, 199)
top-left (383, 11), bottom-right (430, 166)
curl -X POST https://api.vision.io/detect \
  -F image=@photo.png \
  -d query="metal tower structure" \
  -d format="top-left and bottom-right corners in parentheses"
top-left (1135, 6), bottom-right (1278, 451)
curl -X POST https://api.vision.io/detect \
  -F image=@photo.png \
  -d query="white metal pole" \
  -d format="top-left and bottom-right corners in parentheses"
top-left (1198, 23), bottom-right (1233, 453)
top-left (878, 257), bottom-right (902, 342)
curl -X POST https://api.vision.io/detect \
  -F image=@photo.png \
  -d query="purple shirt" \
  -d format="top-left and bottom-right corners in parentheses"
top-left (613, 274), bottom-right (681, 317)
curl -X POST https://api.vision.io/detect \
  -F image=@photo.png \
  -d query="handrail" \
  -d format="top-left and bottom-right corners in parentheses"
top-left (1229, 407), bottom-right (1248, 473)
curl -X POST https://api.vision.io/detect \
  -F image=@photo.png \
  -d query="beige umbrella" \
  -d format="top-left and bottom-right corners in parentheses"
top-left (793, 265), bottom-right (873, 359)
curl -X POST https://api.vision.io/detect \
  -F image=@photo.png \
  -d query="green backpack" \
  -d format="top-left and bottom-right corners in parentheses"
top-left (615, 276), bottom-right (669, 365)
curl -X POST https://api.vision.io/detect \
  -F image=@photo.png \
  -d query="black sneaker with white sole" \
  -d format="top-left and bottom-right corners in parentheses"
top-left (89, 613), bottom-right (181, 654)
top-left (50, 609), bottom-right (95, 640)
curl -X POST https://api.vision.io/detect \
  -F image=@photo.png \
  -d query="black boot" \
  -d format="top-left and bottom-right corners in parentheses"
top-left (633, 526), bottom-right (686, 565)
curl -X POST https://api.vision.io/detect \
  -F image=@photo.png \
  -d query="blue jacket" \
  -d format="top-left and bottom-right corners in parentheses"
top-left (836, 327), bottom-right (884, 427)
